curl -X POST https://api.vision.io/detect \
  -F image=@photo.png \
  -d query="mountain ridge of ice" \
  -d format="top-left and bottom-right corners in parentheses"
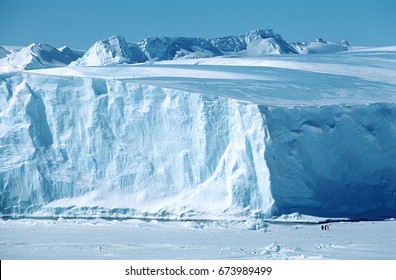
top-left (1, 30), bottom-right (351, 70)
top-left (71, 29), bottom-right (349, 66)
top-left (57, 45), bottom-right (84, 62)
top-left (5, 43), bottom-right (78, 70)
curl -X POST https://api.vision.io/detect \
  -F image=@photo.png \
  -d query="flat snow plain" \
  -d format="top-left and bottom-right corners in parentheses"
top-left (1, 218), bottom-right (396, 260)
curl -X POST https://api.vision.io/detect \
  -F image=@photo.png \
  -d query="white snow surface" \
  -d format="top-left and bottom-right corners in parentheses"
top-left (1, 47), bottom-right (396, 220)
top-left (1, 218), bottom-right (396, 259)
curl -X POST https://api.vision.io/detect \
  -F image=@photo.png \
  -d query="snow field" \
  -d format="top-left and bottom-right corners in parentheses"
top-left (1, 218), bottom-right (395, 259)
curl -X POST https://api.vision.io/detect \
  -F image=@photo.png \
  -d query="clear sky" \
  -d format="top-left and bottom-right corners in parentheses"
top-left (1, 0), bottom-right (395, 49)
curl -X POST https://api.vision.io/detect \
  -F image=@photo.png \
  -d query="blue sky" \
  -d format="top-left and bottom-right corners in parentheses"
top-left (1, 0), bottom-right (395, 49)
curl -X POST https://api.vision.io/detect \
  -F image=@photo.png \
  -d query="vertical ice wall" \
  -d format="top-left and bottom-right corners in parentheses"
top-left (2, 73), bottom-right (396, 219)
top-left (0, 74), bottom-right (274, 218)
top-left (261, 104), bottom-right (396, 218)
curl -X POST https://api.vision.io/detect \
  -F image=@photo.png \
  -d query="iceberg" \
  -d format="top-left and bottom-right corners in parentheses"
top-left (1, 44), bottom-right (396, 220)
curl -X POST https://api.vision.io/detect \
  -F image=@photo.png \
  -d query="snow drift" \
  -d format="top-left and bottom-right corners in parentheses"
top-left (0, 47), bottom-right (395, 220)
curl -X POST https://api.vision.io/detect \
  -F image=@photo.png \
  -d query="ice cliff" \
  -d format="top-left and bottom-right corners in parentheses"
top-left (1, 48), bottom-right (395, 220)
top-left (262, 104), bottom-right (396, 218)
top-left (0, 73), bottom-right (273, 218)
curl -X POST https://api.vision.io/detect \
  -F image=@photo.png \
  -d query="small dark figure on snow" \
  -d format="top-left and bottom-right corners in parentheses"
top-left (321, 224), bottom-right (330, 230)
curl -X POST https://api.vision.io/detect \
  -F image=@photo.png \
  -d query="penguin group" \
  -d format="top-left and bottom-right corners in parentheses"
top-left (321, 224), bottom-right (330, 230)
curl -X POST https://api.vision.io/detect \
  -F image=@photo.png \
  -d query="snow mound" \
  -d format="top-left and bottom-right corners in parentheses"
top-left (292, 38), bottom-right (349, 54)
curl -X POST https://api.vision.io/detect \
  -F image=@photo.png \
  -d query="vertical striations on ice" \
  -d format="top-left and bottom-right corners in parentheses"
top-left (0, 73), bottom-right (273, 218)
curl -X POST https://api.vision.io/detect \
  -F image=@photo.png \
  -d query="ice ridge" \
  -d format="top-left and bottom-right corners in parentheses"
top-left (6, 43), bottom-right (79, 70)
top-left (1, 30), bottom-right (350, 69)
top-left (74, 29), bottom-right (347, 66)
